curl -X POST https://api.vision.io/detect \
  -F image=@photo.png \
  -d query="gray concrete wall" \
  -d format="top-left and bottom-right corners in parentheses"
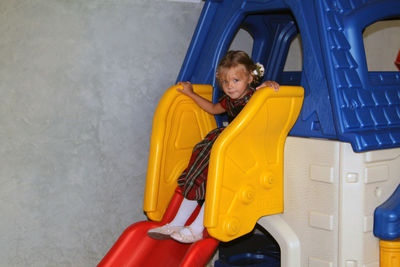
top-left (0, 0), bottom-right (203, 266)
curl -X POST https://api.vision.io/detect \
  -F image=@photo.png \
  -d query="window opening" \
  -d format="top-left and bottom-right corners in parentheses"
top-left (363, 19), bottom-right (400, 71)
top-left (229, 28), bottom-right (254, 55)
top-left (283, 34), bottom-right (303, 72)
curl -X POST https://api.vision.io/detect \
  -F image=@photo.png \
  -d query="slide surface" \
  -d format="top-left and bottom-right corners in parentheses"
top-left (98, 190), bottom-right (219, 267)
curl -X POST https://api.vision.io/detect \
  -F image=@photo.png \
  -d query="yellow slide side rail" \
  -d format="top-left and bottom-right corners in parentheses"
top-left (204, 86), bottom-right (304, 241)
top-left (144, 84), bottom-right (304, 243)
top-left (144, 84), bottom-right (217, 221)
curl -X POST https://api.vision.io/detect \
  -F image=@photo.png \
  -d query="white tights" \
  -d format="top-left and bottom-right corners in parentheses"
top-left (169, 198), bottom-right (205, 235)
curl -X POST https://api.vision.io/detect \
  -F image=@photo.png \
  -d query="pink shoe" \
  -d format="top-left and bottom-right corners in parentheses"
top-left (170, 227), bottom-right (203, 243)
top-left (147, 224), bottom-right (184, 240)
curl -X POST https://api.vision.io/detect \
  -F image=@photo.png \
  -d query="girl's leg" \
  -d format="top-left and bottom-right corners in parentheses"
top-left (147, 198), bottom-right (198, 239)
top-left (169, 198), bottom-right (198, 226)
top-left (185, 203), bottom-right (205, 234)
top-left (171, 204), bottom-right (204, 243)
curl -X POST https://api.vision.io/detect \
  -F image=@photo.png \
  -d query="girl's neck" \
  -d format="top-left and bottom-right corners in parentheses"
top-left (234, 87), bottom-right (250, 100)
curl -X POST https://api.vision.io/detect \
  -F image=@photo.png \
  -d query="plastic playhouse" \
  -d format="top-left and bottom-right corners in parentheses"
top-left (99, 0), bottom-right (400, 266)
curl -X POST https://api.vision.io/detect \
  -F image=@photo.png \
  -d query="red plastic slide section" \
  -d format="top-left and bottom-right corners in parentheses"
top-left (98, 189), bottom-right (219, 267)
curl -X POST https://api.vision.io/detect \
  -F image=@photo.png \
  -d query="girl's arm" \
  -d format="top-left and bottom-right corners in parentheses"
top-left (256, 80), bottom-right (280, 91)
top-left (176, 81), bottom-right (226, 115)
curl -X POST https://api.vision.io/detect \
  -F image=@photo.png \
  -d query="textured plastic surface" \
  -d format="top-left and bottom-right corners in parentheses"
top-left (380, 240), bottom-right (400, 267)
top-left (143, 84), bottom-right (216, 221)
top-left (98, 188), bottom-right (219, 267)
top-left (259, 137), bottom-right (400, 266)
top-left (204, 86), bottom-right (303, 242)
top-left (374, 184), bottom-right (400, 240)
top-left (177, 0), bottom-right (400, 152)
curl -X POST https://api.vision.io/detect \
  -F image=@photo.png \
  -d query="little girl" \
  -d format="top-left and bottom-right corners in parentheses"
top-left (148, 50), bottom-right (279, 243)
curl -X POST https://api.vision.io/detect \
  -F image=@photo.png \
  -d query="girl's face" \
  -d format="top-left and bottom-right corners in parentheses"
top-left (219, 65), bottom-right (253, 99)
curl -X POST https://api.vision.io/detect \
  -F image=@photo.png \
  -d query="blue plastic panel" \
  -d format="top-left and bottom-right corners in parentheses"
top-left (374, 185), bottom-right (400, 240)
top-left (177, 0), bottom-right (400, 152)
top-left (315, 0), bottom-right (400, 151)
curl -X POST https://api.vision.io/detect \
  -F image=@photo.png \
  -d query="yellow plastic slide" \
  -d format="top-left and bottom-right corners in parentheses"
top-left (144, 84), bottom-right (304, 242)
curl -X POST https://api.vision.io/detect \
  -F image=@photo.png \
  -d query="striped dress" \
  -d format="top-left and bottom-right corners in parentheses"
top-left (177, 88), bottom-right (255, 200)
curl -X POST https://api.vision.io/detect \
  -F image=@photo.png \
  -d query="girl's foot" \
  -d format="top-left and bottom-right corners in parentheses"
top-left (170, 226), bottom-right (203, 243)
top-left (147, 224), bottom-right (184, 240)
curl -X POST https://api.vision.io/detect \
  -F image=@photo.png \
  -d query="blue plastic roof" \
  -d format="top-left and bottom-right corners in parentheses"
top-left (177, 0), bottom-right (400, 152)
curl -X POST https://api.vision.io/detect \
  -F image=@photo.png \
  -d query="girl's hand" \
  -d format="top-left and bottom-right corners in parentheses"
top-left (177, 81), bottom-right (195, 96)
top-left (176, 81), bottom-right (225, 115)
top-left (256, 80), bottom-right (280, 92)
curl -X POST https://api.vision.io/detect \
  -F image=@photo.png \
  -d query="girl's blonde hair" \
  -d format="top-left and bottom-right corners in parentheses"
top-left (216, 50), bottom-right (261, 85)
